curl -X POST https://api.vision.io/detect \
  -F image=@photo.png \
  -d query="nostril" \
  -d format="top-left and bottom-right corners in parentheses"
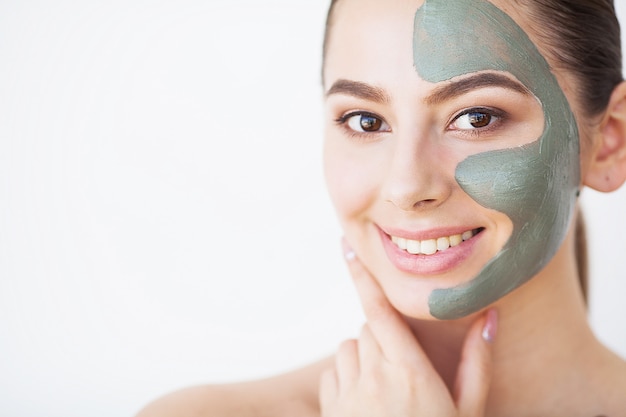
top-left (413, 199), bottom-right (438, 208)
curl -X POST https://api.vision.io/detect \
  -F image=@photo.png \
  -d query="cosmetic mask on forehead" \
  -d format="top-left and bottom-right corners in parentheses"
top-left (413, 0), bottom-right (580, 319)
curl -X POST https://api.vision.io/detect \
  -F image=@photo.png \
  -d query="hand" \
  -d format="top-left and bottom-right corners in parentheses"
top-left (319, 243), bottom-right (497, 417)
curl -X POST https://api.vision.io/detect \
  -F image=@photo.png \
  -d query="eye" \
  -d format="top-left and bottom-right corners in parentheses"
top-left (450, 108), bottom-right (501, 131)
top-left (338, 111), bottom-right (390, 133)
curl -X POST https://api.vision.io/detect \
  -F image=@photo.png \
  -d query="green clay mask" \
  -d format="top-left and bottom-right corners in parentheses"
top-left (413, 0), bottom-right (580, 319)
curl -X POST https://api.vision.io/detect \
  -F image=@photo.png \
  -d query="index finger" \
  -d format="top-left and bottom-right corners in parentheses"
top-left (343, 241), bottom-right (431, 366)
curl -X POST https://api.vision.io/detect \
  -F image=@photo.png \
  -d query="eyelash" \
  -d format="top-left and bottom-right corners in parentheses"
top-left (448, 107), bottom-right (504, 137)
top-left (334, 111), bottom-right (391, 138)
top-left (335, 107), bottom-right (506, 139)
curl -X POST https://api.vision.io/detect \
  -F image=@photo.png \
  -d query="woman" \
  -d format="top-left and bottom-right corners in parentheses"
top-left (138, 0), bottom-right (626, 415)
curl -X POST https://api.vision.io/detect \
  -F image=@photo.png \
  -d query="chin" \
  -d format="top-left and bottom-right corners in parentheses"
top-left (368, 256), bottom-right (496, 321)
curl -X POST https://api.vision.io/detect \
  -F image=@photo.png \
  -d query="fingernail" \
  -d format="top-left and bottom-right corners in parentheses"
top-left (341, 238), bottom-right (356, 261)
top-left (482, 309), bottom-right (498, 343)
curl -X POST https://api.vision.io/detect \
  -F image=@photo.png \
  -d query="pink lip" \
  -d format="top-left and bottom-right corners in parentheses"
top-left (378, 226), bottom-right (483, 276)
top-left (380, 225), bottom-right (480, 242)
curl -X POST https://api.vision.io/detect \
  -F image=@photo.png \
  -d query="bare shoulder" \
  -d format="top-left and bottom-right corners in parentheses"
top-left (135, 356), bottom-right (333, 417)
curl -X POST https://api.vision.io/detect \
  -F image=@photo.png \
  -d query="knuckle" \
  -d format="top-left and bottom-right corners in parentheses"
top-left (337, 339), bottom-right (358, 360)
top-left (359, 370), bottom-right (385, 395)
top-left (358, 324), bottom-right (370, 340)
top-left (338, 338), bottom-right (358, 351)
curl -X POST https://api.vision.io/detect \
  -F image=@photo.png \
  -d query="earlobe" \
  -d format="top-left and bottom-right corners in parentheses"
top-left (583, 81), bottom-right (626, 193)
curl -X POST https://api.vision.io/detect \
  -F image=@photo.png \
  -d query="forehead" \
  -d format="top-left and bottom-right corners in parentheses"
top-left (324, 0), bottom-right (538, 87)
top-left (328, 0), bottom-right (529, 35)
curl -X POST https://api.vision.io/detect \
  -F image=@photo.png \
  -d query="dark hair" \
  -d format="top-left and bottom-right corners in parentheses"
top-left (322, 0), bottom-right (624, 303)
top-left (514, 0), bottom-right (623, 117)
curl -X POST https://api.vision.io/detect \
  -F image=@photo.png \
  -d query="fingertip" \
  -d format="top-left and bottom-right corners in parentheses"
top-left (341, 237), bottom-right (356, 261)
top-left (481, 309), bottom-right (498, 344)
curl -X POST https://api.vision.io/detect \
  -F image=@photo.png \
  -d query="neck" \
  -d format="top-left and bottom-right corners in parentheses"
top-left (405, 229), bottom-right (600, 414)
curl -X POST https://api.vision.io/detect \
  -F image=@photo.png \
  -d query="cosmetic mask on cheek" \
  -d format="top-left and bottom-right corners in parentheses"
top-left (413, 0), bottom-right (580, 319)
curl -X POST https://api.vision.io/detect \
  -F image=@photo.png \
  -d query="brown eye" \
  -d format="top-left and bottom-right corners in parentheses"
top-left (359, 115), bottom-right (382, 131)
top-left (346, 113), bottom-right (388, 133)
top-left (467, 112), bottom-right (491, 128)
top-left (451, 108), bottom-right (500, 131)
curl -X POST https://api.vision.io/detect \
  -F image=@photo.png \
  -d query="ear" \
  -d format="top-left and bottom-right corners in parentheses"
top-left (584, 81), bottom-right (626, 193)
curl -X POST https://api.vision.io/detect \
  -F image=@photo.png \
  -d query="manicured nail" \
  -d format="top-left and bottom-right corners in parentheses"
top-left (482, 309), bottom-right (498, 343)
top-left (341, 238), bottom-right (356, 261)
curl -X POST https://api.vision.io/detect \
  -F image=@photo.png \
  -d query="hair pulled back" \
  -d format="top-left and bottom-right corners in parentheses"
top-left (514, 0), bottom-right (622, 116)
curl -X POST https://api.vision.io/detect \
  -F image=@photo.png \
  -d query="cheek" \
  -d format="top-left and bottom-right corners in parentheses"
top-left (323, 136), bottom-right (382, 225)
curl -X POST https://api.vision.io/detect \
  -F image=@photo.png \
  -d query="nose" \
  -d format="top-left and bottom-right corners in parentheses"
top-left (382, 134), bottom-right (453, 211)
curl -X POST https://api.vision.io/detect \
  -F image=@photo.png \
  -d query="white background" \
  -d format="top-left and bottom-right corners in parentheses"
top-left (1, 1), bottom-right (626, 416)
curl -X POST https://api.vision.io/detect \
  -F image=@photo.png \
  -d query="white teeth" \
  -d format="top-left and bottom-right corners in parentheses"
top-left (437, 237), bottom-right (450, 251)
top-left (449, 234), bottom-right (463, 247)
top-left (392, 235), bottom-right (409, 250)
top-left (406, 239), bottom-right (421, 254)
top-left (390, 229), bottom-right (479, 256)
top-left (421, 239), bottom-right (437, 255)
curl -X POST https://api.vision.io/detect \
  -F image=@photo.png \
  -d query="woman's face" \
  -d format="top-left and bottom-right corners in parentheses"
top-left (323, 0), bottom-right (581, 319)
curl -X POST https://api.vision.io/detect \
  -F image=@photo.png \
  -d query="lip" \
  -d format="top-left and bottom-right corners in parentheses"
top-left (378, 225), bottom-right (484, 276)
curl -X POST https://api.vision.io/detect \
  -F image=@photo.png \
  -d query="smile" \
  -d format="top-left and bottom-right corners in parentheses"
top-left (390, 228), bottom-right (483, 256)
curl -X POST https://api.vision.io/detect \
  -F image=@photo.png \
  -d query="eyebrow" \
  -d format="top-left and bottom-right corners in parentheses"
top-left (325, 73), bottom-right (532, 106)
top-left (325, 79), bottom-right (390, 104)
top-left (424, 72), bottom-right (532, 105)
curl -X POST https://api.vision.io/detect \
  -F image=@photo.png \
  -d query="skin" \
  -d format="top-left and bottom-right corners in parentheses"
top-left (136, 0), bottom-right (626, 415)
top-left (323, 0), bottom-right (539, 321)
top-left (412, 0), bottom-right (580, 319)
